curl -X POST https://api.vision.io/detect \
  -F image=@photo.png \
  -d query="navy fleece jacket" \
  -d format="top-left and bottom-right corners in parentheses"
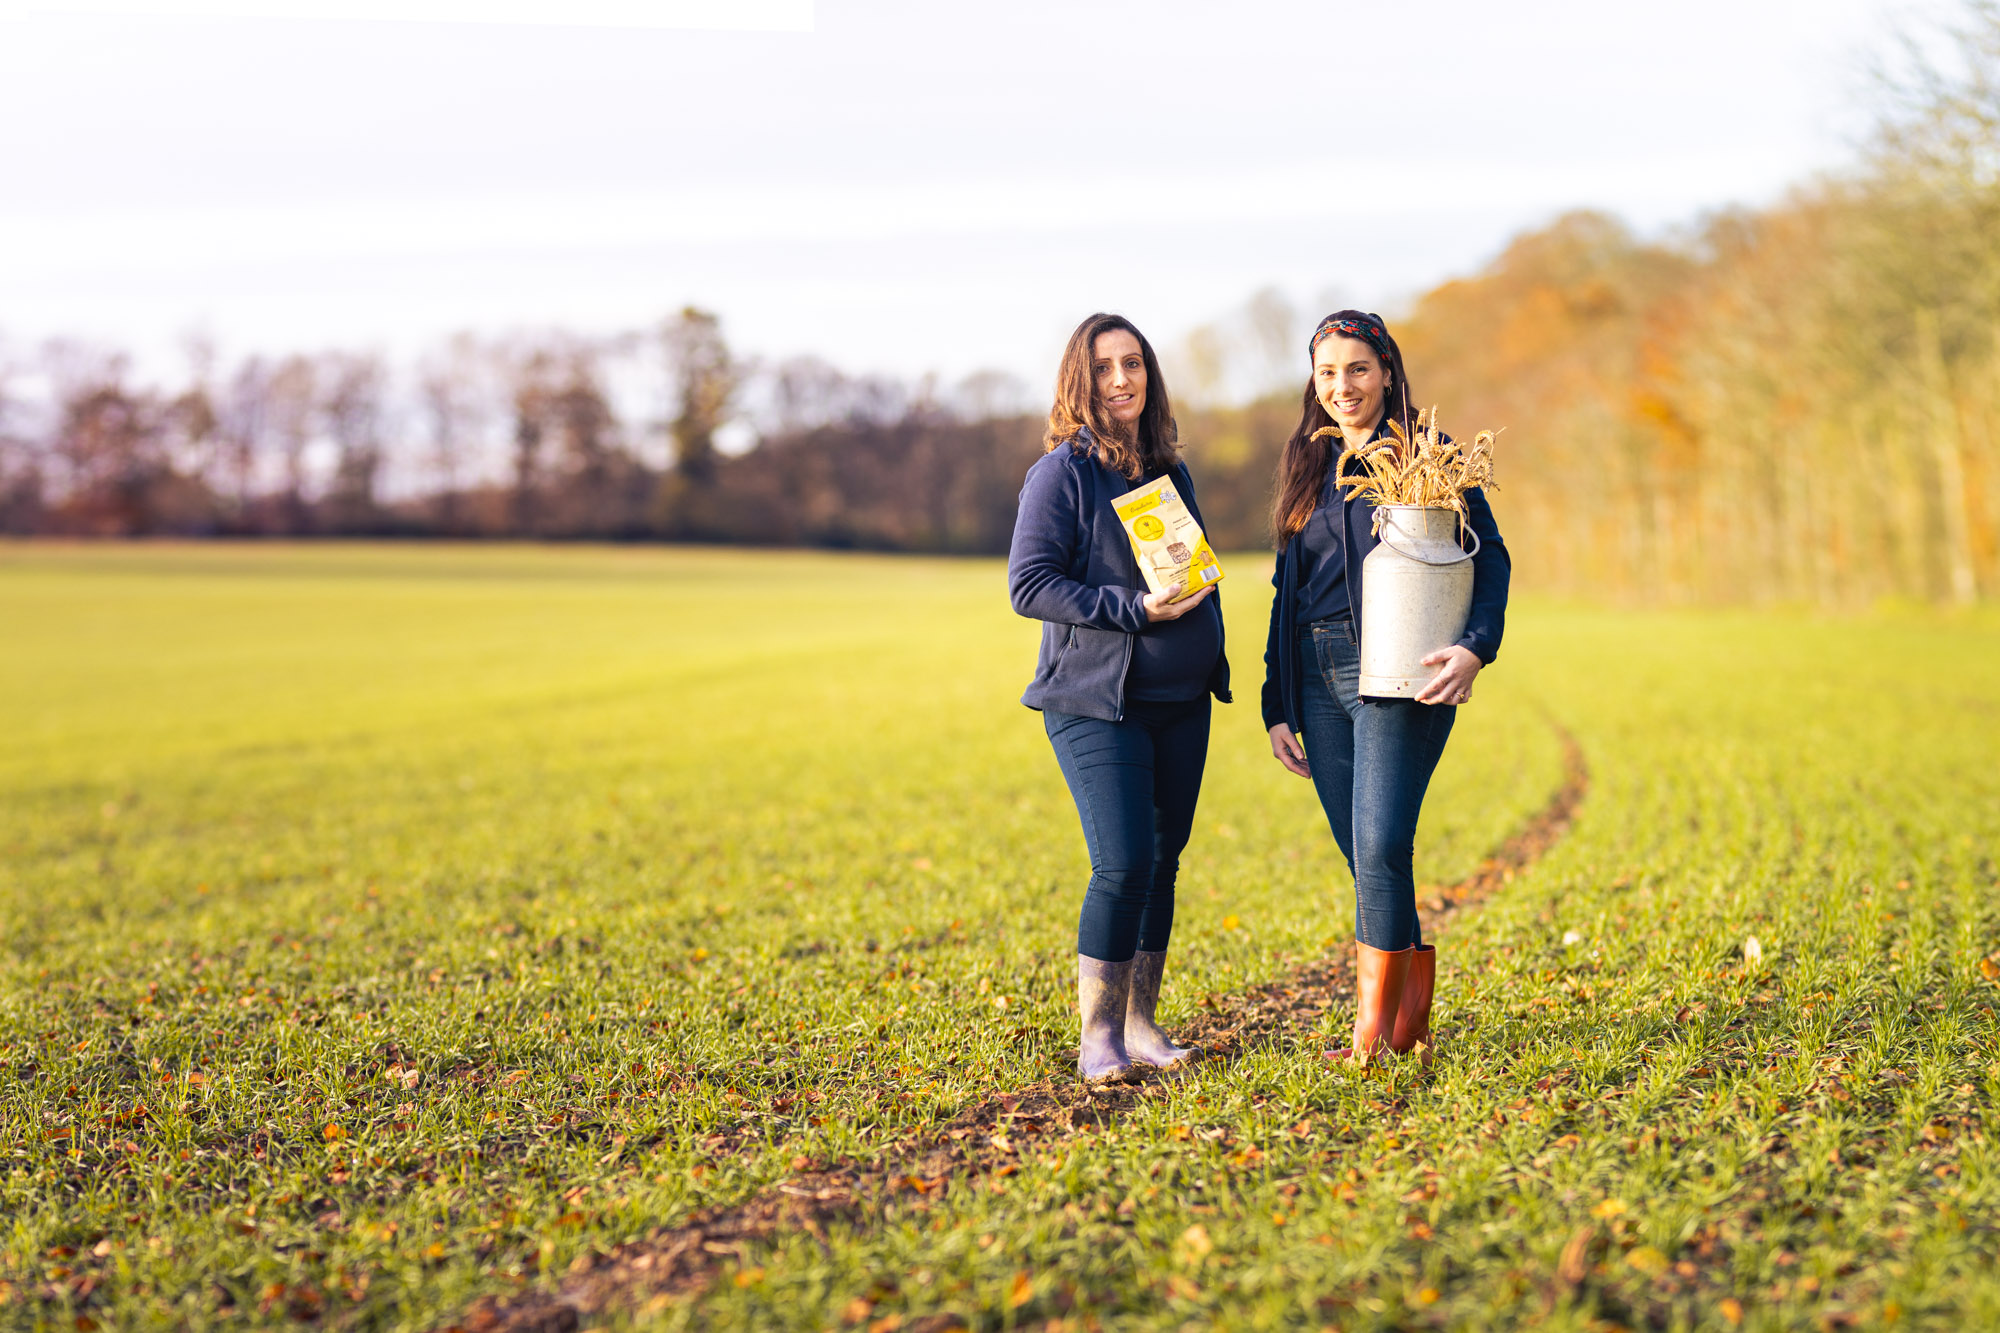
top-left (1007, 434), bottom-right (1232, 722)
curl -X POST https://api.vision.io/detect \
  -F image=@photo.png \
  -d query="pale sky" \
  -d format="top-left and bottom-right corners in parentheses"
top-left (0, 0), bottom-right (1944, 394)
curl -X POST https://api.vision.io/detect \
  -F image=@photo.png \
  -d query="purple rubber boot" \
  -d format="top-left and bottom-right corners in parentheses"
top-left (1077, 956), bottom-right (1135, 1083)
top-left (1124, 949), bottom-right (1193, 1069)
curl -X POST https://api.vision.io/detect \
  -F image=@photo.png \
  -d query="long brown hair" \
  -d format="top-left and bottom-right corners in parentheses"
top-left (1043, 313), bottom-right (1178, 480)
top-left (1270, 310), bottom-right (1416, 545)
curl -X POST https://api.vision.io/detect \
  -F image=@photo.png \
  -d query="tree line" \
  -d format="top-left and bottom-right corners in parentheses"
top-left (4, 4), bottom-right (1996, 603)
top-left (0, 308), bottom-right (1075, 551)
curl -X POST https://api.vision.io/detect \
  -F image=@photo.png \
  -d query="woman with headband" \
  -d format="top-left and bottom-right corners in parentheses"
top-left (1009, 312), bottom-right (1230, 1084)
top-left (1262, 311), bottom-right (1510, 1065)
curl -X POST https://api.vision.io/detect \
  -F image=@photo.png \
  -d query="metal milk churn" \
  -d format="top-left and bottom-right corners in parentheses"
top-left (1358, 505), bottom-right (1477, 698)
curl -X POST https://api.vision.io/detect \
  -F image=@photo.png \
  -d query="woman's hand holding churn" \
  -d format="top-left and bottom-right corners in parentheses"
top-left (1415, 645), bottom-right (1481, 706)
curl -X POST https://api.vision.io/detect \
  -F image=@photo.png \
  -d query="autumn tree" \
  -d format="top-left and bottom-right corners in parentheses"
top-left (266, 356), bottom-right (318, 534)
top-left (417, 334), bottom-right (487, 534)
top-left (545, 347), bottom-right (642, 536)
top-left (505, 346), bottom-right (558, 536)
top-left (321, 352), bottom-right (389, 533)
top-left (0, 347), bottom-right (45, 533)
top-left (656, 307), bottom-right (736, 538)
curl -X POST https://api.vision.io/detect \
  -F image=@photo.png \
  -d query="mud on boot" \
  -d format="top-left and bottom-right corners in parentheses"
top-left (1076, 955), bottom-right (1136, 1083)
top-left (1124, 948), bottom-right (1194, 1069)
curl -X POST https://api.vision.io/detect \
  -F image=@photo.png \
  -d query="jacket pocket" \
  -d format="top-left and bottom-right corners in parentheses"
top-left (1037, 622), bottom-right (1075, 683)
top-left (1056, 624), bottom-right (1127, 686)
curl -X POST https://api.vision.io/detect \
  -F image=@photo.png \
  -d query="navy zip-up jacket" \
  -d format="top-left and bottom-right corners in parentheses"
top-left (1008, 432), bottom-right (1232, 722)
top-left (1261, 433), bottom-right (1509, 734)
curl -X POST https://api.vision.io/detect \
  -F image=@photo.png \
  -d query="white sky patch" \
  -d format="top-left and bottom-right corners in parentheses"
top-left (0, 0), bottom-right (812, 28)
top-left (0, 0), bottom-right (1954, 388)
top-left (0, 155), bottom-right (1794, 276)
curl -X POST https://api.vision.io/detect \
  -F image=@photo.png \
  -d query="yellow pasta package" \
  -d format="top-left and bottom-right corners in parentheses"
top-left (1111, 474), bottom-right (1226, 603)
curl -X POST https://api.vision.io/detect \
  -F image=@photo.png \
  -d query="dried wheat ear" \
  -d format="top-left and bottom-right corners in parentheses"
top-left (1314, 407), bottom-right (1501, 534)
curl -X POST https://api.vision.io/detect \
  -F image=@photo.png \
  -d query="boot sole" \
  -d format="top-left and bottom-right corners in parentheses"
top-left (1128, 1046), bottom-right (1197, 1070)
top-left (1077, 1065), bottom-right (1139, 1086)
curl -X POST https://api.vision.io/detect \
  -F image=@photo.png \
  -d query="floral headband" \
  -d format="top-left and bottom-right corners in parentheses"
top-left (1309, 313), bottom-right (1392, 365)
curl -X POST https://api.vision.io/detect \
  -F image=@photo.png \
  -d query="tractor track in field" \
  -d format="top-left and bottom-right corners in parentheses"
top-left (449, 723), bottom-right (1589, 1333)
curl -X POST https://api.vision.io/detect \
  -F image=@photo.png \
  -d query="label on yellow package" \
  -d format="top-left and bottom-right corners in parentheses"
top-left (1111, 473), bottom-right (1226, 603)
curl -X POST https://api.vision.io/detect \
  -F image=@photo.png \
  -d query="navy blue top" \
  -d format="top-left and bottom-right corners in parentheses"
top-left (1260, 424), bottom-right (1510, 733)
top-left (1293, 468), bottom-right (1350, 625)
top-left (1127, 601), bottom-right (1223, 701)
top-left (1008, 432), bottom-right (1232, 722)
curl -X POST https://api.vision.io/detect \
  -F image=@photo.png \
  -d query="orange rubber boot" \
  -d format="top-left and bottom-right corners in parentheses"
top-left (1390, 943), bottom-right (1436, 1064)
top-left (1328, 943), bottom-right (1413, 1065)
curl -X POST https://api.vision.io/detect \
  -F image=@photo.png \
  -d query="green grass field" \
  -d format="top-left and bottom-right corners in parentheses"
top-left (2, 543), bottom-right (1997, 1332)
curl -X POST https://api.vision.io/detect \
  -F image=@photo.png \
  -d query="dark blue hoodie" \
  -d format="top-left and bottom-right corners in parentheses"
top-left (1007, 432), bottom-right (1232, 722)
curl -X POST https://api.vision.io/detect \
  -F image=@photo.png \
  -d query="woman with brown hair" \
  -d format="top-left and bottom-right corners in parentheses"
top-left (1008, 312), bottom-right (1231, 1083)
top-left (1263, 311), bottom-right (1509, 1065)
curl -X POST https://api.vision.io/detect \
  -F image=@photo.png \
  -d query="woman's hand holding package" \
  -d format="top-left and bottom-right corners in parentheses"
top-left (1142, 582), bottom-right (1213, 623)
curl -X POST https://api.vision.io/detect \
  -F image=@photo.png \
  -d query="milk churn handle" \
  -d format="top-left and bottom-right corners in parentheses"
top-left (1373, 519), bottom-right (1480, 566)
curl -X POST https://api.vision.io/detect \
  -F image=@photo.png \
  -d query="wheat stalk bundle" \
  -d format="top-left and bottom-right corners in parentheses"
top-left (1313, 407), bottom-right (1500, 535)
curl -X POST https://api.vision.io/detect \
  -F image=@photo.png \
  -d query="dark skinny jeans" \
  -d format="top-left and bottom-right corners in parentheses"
top-left (1043, 696), bottom-right (1211, 962)
top-left (1297, 619), bottom-right (1455, 951)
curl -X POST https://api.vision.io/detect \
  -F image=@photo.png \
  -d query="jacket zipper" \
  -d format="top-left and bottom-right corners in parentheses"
top-left (1113, 626), bottom-right (1133, 722)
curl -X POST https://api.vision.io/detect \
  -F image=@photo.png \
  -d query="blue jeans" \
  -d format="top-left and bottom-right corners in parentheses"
top-left (1043, 696), bottom-right (1211, 962)
top-left (1297, 620), bottom-right (1455, 950)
